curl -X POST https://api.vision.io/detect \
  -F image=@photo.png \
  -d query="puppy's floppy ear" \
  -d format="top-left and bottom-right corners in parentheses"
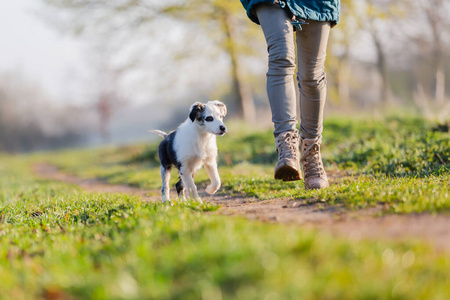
top-left (207, 100), bottom-right (227, 117)
top-left (189, 102), bottom-right (205, 122)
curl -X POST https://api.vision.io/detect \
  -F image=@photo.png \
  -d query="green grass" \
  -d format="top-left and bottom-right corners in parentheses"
top-left (323, 117), bottom-right (449, 177)
top-left (0, 156), bottom-right (449, 299)
top-left (132, 117), bottom-right (449, 177)
top-left (220, 169), bottom-right (449, 213)
top-left (39, 116), bottom-right (450, 214)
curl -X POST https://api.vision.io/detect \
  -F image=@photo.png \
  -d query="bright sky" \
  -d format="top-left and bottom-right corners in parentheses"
top-left (0, 0), bottom-right (86, 101)
top-left (0, 0), bottom-right (222, 106)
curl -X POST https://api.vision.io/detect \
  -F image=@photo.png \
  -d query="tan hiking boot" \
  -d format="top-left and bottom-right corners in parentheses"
top-left (301, 136), bottom-right (328, 189)
top-left (274, 131), bottom-right (302, 181)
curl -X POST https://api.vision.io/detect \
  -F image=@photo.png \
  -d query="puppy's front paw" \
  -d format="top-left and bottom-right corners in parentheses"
top-left (205, 184), bottom-right (220, 195)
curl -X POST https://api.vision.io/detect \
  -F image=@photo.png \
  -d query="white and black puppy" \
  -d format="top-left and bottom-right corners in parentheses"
top-left (150, 100), bottom-right (227, 203)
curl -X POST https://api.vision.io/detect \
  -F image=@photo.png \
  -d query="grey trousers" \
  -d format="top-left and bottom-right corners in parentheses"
top-left (256, 3), bottom-right (331, 138)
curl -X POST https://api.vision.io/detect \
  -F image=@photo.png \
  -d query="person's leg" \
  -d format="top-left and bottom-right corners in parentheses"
top-left (256, 3), bottom-right (298, 136)
top-left (296, 20), bottom-right (331, 138)
top-left (296, 20), bottom-right (331, 189)
top-left (256, 3), bottom-right (301, 181)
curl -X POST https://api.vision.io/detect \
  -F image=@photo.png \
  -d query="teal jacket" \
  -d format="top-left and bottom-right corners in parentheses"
top-left (240, 0), bottom-right (340, 25)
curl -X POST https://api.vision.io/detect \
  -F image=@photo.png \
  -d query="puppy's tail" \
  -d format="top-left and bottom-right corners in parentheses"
top-left (149, 130), bottom-right (168, 138)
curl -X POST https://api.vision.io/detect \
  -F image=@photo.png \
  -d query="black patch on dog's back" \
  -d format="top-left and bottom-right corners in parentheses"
top-left (159, 131), bottom-right (181, 170)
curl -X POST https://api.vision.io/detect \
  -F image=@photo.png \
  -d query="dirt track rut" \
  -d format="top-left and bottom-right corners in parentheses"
top-left (33, 163), bottom-right (450, 252)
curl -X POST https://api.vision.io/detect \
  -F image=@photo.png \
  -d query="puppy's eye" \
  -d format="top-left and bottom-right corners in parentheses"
top-left (205, 116), bottom-right (214, 122)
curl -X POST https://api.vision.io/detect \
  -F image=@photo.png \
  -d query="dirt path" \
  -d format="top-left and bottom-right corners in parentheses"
top-left (33, 163), bottom-right (450, 252)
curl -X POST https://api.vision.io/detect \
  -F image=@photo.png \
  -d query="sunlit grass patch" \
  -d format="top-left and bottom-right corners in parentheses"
top-left (315, 174), bottom-right (450, 213)
top-left (0, 157), bottom-right (449, 299)
top-left (31, 116), bottom-right (450, 214)
top-left (218, 169), bottom-right (450, 213)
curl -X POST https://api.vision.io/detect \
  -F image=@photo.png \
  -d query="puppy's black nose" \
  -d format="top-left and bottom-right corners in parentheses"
top-left (220, 126), bottom-right (226, 132)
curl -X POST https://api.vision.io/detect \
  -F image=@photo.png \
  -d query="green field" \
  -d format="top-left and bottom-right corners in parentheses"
top-left (44, 116), bottom-right (450, 213)
top-left (1, 116), bottom-right (449, 299)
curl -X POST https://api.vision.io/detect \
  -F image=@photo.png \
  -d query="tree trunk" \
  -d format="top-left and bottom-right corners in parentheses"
top-left (223, 11), bottom-right (255, 123)
top-left (337, 51), bottom-right (350, 105)
top-left (372, 31), bottom-right (390, 104)
top-left (231, 56), bottom-right (255, 123)
top-left (432, 42), bottom-right (445, 104)
top-left (425, 0), bottom-right (446, 104)
top-left (435, 64), bottom-right (446, 105)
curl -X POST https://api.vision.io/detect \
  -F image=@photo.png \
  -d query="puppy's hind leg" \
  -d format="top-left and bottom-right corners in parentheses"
top-left (161, 165), bottom-right (171, 202)
top-left (176, 177), bottom-right (186, 201)
top-left (180, 167), bottom-right (202, 204)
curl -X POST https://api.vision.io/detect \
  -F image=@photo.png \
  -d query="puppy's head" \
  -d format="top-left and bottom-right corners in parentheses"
top-left (189, 100), bottom-right (227, 136)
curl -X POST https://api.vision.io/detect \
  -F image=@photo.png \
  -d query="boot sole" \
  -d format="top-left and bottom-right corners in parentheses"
top-left (274, 165), bottom-right (302, 182)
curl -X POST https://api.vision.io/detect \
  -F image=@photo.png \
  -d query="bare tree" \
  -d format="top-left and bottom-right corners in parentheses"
top-left (420, 0), bottom-right (449, 104)
top-left (396, 0), bottom-right (450, 108)
top-left (364, 0), bottom-right (394, 104)
top-left (91, 48), bottom-right (128, 141)
top-left (42, 0), bottom-right (261, 123)
top-left (220, 4), bottom-right (255, 122)
top-left (328, 0), bottom-right (363, 105)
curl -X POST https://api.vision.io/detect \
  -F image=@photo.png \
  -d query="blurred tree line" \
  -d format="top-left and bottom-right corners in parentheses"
top-left (328, 0), bottom-right (449, 116)
top-left (41, 0), bottom-right (449, 122)
top-left (1, 0), bottom-right (449, 152)
top-left (0, 71), bottom-right (86, 152)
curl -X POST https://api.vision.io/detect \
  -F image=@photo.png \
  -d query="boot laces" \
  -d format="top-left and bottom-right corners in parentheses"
top-left (301, 139), bottom-right (324, 177)
top-left (277, 133), bottom-right (298, 160)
